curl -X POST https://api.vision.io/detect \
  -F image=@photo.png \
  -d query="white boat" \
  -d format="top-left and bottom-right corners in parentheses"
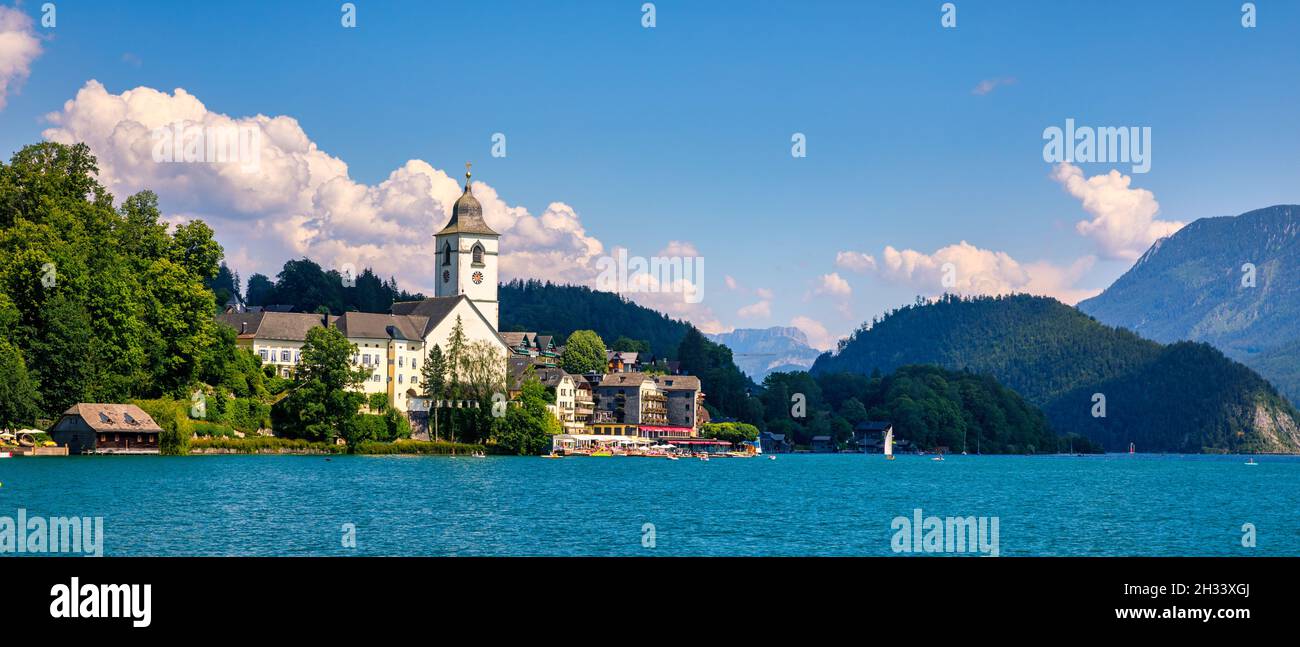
top-left (883, 428), bottom-right (895, 460)
top-left (698, 454), bottom-right (710, 462)
top-left (665, 454), bottom-right (678, 461)
top-left (1246, 458), bottom-right (1258, 466)
top-left (932, 455), bottom-right (944, 462)
top-left (768, 455), bottom-right (776, 461)
top-left (0, 451), bottom-right (11, 458)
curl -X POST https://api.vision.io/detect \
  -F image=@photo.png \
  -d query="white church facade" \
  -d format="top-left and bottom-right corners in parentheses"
top-left (217, 165), bottom-right (509, 412)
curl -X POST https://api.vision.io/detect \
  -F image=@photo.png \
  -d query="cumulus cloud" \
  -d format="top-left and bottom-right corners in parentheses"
top-left (1051, 162), bottom-right (1184, 260)
top-left (813, 272), bottom-right (852, 297)
top-left (40, 81), bottom-right (613, 293)
top-left (847, 240), bottom-right (1096, 305)
top-left (834, 250), bottom-right (877, 273)
top-left (791, 315), bottom-right (837, 351)
top-left (0, 5), bottom-right (43, 110)
top-left (878, 241), bottom-right (1029, 296)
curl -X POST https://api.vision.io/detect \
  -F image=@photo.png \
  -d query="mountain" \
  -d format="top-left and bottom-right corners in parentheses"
top-left (1077, 205), bottom-right (1300, 403)
top-left (707, 326), bottom-right (821, 381)
top-left (811, 294), bottom-right (1300, 453)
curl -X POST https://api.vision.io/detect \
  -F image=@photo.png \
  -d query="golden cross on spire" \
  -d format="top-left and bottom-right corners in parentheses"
top-left (465, 161), bottom-right (472, 181)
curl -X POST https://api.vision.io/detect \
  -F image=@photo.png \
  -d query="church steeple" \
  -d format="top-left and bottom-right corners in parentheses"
top-left (433, 162), bottom-right (499, 331)
top-left (437, 161), bottom-right (499, 236)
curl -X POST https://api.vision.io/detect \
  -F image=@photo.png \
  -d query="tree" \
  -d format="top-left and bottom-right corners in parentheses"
top-left (611, 336), bottom-right (650, 354)
top-left (421, 344), bottom-right (446, 398)
top-left (245, 273), bottom-right (275, 307)
top-left (271, 326), bottom-right (369, 444)
top-left (0, 338), bottom-right (39, 429)
top-left (170, 220), bottom-right (223, 281)
top-left (449, 340), bottom-right (506, 444)
top-left (700, 421), bottom-right (759, 446)
top-left (492, 377), bottom-right (561, 455)
top-left (561, 329), bottom-right (607, 374)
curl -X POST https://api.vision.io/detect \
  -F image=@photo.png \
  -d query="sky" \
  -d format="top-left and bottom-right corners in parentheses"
top-left (1, 0), bottom-right (1297, 350)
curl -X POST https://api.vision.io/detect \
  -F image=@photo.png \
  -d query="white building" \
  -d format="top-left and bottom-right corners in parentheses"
top-left (217, 166), bottom-right (508, 412)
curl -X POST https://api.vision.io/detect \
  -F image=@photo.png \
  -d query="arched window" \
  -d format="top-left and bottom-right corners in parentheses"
top-left (442, 242), bottom-right (452, 266)
top-left (472, 243), bottom-right (485, 266)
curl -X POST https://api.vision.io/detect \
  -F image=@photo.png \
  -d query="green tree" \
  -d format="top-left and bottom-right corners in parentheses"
top-left (0, 338), bottom-right (39, 429)
top-left (611, 336), bottom-right (650, 354)
top-left (421, 344), bottom-right (446, 398)
top-left (170, 220), bottom-right (223, 281)
top-left (271, 327), bottom-right (369, 444)
top-left (561, 329), bottom-right (607, 374)
top-left (492, 377), bottom-right (561, 455)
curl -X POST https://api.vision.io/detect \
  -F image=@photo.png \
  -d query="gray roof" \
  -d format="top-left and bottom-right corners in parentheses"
top-left (215, 312), bottom-right (333, 341)
top-left (61, 404), bottom-right (162, 433)
top-left (390, 295), bottom-right (470, 337)
top-left (335, 312), bottom-right (427, 340)
top-left (502, 332), bottom-right (535, 349)
top-left (436, 176), bottom-right (499, 236)
top-left (598, 373), bottom-right (654, 388)
top-left (652, 375), bottom-right (700, 392)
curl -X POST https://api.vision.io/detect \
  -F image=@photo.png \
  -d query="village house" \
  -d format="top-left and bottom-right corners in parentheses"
top-left (49, 404), bottom-right (163, 455)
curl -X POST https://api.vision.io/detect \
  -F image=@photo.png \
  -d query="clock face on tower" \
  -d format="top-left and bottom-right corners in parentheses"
top-left (472, 271), bottom-right (484, 285)
top-left (442, 270), bottom-right (450, 283)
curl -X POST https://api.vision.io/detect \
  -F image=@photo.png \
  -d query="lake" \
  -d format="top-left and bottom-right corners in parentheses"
top-left (1, 453), bottom-right (1295, 556)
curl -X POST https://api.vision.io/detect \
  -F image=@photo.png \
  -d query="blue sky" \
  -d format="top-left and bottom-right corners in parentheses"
top-left (2, 0), bottom-right (1297, 348)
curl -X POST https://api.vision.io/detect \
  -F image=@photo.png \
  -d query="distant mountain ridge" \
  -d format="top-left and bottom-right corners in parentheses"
top-left (707, 326), bottom-right (821, 380)
top-left (811, 294), bottom-right (1300, 453)
top-left (1078, 205), bottom-right (1300, 403)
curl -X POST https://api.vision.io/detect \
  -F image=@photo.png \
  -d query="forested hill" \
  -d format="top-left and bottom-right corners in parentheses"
top-left (811, 294), bottom-right (1300, 453)
top-left (499, 280), bottom-right (691, 359)
top-left (1077, 205), bottom-right (1300, 404)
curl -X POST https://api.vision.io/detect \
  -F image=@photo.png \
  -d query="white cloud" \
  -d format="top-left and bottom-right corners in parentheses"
top-left (834, 250), bottom-right (877, 273)
top-left (878, 241), bottom-right (1028, 296)
top-left (972, 77), bottom-right (1016, 96)
top-left (1051, 162), bottom-right (1184, 260)
top-left (737, 299), bottom-right (771, 319)
top-left (724, 275), bottom-right (739, 290)
top-left (859, 240), bottom-right (1096, 305)
top-left (791, 315), bottom-right (837, 351)
top-left (755, 287), bottom-right (774, 300)
top-left (0, 5), bottom-right (42, 110)
top-left (813, 272), bottom-right (852, 298)
top-left (40, 81), bottom-right (612, 291)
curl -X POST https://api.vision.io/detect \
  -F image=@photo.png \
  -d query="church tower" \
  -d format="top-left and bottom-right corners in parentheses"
top-left (434, 163), bottom-right (499, 330)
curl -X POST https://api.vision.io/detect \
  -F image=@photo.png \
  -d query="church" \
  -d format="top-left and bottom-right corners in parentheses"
top-left (217, 165), bottom-right (509, 412)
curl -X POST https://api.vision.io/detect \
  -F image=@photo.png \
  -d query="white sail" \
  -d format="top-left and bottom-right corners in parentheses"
top-left (884, 429), bottom-right (894, 457)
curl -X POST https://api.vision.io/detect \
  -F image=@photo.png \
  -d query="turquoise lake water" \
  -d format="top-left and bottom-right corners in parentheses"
top-left (1, 453), bottom-right (1296, 556)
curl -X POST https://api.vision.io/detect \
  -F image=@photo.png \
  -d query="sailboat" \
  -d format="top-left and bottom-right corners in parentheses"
top-left (884, 428), bottom-right (895, 461)
top-left (1129, 442), bottom-right (1136, 455)
top-left (1246, 457), bottom-right (1258, 466)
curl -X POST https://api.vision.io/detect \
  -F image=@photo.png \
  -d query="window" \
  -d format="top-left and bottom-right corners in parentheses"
top-left (259, 349), bottom-right (268, 360)
top-left (398, 357), bottom-right (404, 367)
top-left (363, 355), bottom-right (371, 366)
top-left (442, 242), bottom-right (452, 266)
top-left (472, 244), bottom-right (485, 265)
top-left (281, 350), bottom-right (291, 362)
top-left (398, 375), bottom-right (404, 383)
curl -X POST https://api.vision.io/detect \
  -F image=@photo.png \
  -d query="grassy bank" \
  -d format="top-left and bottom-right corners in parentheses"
top-left (352, 439), bottom-right (487, 455)
top-left (189, 437), bottom-right (344, 454)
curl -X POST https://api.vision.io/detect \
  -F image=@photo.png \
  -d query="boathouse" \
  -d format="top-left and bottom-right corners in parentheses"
top-left (48, 404), bottom-right (163, 455)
